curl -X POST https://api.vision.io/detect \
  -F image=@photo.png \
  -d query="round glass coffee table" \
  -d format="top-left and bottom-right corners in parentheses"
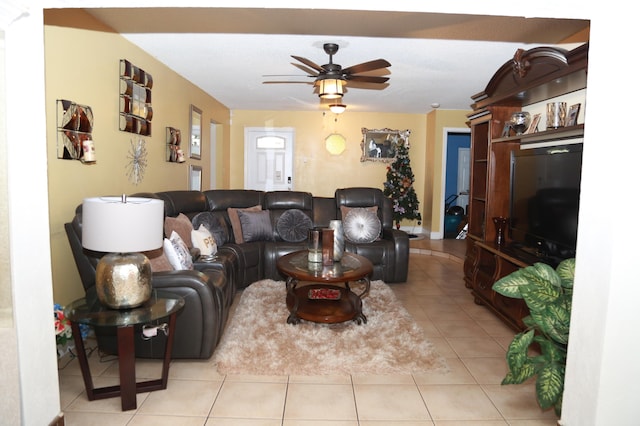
top-left (276, 250), bottom-right (373, 325)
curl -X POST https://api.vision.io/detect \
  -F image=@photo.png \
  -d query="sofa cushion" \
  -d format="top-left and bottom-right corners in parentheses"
top-left (228, 205), bottom-right (262, 243)
top-left (343, 207), bottom-right (382, 244)
top-left (164, 230), bottom-right (194, 270)
top-left (276, 208), bottom-right (313, 242)
top-left (341, 205), bottom-right (381, 240)
top-left (145, 247), bottom-right (173, 272)
top-left (237, 209), bottom-right (274, 242)
top-left (164, 213), bottom-right (193, 248)
top-left (191, 224), bottom-right (217, 257)
top-left (192, 211), bottom-right (229, 246)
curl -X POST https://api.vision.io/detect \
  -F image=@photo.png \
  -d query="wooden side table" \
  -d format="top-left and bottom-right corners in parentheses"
top-left (65, 291), bottom-right (184, 411)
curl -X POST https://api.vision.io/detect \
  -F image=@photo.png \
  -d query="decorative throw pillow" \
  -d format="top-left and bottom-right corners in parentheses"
top-left (164, 213), bottom-right (193, 248)
top-left (144, 248), bottom-right (173, 272)
top-left (192, 212), bottom-right (229, 246)
top-left (340, 205), bottom-right (381, 239)
top-left (163, 230), bottom-right (193, 270)
top-left (237, 209), bottom-right (274, 242)
top-left (343, 207), bottom-right (382, 244)
top-left (191, 224), bottom-right (217, 256)
top-left (276, 209), bottom-right (313, 242)
top-left (227, 205), bottom-right (262, 243)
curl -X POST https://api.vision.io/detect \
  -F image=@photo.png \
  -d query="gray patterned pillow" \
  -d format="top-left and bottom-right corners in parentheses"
top-left (343, 207), bottom-right (381, 243)
top-left (192, 212), bottom-right (229, 246)
top-left (237, 210), bottom-right (274, 242)
top-left (276, 209), bottom-right (313, 242)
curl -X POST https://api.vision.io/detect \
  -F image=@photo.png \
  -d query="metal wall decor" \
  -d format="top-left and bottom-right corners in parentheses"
top-left (119, 59), bottom-right (153, 136)
top-left (166, 127), bottom-right (185, 163)
top-left (126, 139), bottom-right (148, 185)
top-left (56, 99), bottom-right (96, 163)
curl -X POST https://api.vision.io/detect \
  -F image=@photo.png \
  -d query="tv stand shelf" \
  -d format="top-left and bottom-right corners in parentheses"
top-left (465, 240), bottom-right (530, 331)
top-left (493, 124), bottom-right (584, 145)
top-left (463, 44), bottom-right (587, 331)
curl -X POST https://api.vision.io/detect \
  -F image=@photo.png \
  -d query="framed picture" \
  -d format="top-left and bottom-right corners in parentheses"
top-left (360, 128), bottom-right (409, 162)
top-left (189, 165), bottom-right (202, 191)
top-left (567, 103), bottom-right (581, 126)
top-left (189, 104), bottom-right (202, 160)
top-left (525, 113), bottom-right (541, 134)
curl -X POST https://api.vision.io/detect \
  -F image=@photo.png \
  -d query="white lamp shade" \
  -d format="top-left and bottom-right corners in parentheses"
top-left (82, 196), bottom-right (164, 253)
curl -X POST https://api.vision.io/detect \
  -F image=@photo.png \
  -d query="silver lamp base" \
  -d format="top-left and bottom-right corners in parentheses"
top-left (95, 252), bottom-right (152, 309)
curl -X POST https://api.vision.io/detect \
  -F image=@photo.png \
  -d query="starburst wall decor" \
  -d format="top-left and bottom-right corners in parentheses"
top-left (126, 139), bottom-right (148, 185)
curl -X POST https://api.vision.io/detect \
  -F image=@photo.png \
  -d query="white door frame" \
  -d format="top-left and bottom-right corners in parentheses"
top-left (457, 147), bottom-right (470, 209)
top-left (210, 120), bottom-right (222, 189)
top-left (437, 127), bottom-right (471, 239)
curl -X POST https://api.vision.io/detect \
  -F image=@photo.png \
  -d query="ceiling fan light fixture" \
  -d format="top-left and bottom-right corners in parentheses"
top-left (318, 78), bottom-right (345, 99)
top-left (329, 103), bottom-right (347, 114)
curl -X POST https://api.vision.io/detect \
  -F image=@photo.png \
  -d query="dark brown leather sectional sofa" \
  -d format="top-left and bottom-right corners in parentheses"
top-left (65, 187), bottom-right (409, 360)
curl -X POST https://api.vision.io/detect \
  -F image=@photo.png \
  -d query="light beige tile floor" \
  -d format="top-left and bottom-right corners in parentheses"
top-left (58, 238), bottom-right (559, 425)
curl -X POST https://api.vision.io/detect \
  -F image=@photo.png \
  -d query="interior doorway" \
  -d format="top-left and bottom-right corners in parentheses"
top-left (244, 127), bottom-right (294, 191)
top-left (441, 129), bottom-right (471, 239)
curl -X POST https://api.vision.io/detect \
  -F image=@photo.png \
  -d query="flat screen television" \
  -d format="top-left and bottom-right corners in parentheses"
top-left (509, 143), bottom-right (583, 265)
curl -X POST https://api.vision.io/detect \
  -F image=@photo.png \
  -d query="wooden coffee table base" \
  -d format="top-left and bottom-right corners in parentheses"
top-left (285, 278), bottom-right (369, 325)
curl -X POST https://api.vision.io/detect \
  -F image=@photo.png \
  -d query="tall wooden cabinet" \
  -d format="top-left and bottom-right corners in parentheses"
top-left (464, 44), bottom-right (588, 331)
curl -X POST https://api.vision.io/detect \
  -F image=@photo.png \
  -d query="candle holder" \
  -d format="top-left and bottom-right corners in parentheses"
top-left (308, 229), bottom-right (322, 263)
top-left (492, 216), bottom-right (508, 246)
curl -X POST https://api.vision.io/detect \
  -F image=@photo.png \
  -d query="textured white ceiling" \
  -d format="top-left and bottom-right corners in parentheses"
top-left (85, 8), bottom-right (589, 114)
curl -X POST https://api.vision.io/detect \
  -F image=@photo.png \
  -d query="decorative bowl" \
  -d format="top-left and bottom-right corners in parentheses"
top-left (509, 111), bottom-right (531, 135)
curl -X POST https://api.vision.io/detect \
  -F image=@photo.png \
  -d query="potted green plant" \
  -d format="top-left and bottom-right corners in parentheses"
top-left (492, 258), bottom-right (575, 416)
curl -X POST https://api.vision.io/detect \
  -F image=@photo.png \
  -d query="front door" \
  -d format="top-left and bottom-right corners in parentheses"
top-left (244, 127), bottom-right (294, 191)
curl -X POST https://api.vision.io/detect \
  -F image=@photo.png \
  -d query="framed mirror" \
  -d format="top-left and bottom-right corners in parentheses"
top-left (360, 128), bottom-right (409, 162)
top-left (189, 105), bottom-right (202, 159)
top-left (189, 165), bottom-right (202, 190)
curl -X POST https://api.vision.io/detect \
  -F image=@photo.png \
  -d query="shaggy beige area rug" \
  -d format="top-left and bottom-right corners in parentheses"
top-left (212, 279), bottom-right (448, 376)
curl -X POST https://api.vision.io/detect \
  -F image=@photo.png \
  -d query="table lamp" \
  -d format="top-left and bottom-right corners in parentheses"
top-left (82, 195), bottom-right (164, 309)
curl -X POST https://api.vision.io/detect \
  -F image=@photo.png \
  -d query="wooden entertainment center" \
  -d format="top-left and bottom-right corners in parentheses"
top-left (464, 44), bottom-right (588, 331)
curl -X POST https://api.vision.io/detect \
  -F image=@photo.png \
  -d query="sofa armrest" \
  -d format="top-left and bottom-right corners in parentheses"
top-left (382, 228), bottom-right (410, 282)
top-left (149, 269), bottom-right (226, 359)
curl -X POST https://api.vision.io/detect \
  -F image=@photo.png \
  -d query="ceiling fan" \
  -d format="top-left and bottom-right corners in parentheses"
top-left (263, 43), bottom-right (391, 100)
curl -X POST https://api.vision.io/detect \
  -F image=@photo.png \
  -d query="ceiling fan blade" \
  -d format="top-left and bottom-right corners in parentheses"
top-left (262, 81), bottom-right (314, 85)
top-left (346, 75), bottom-right (390, 84)
top-left (346, 81), bottom-right (389, 91)
top-left (343, 59), bottom-right (391, 75)
top-left (291, 63), bottom-right (319, 77)
top-left (291, 55), bottom-right (324, 73)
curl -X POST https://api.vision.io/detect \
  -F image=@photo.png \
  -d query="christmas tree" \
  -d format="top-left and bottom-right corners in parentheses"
top-left (383, 139), bottom-right (422, 229)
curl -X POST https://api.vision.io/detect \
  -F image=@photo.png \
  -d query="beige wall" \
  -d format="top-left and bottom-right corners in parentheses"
top-left (44, 10), bottom-right (230, 304)
top-left (230, 109), bottom-right (429, 197)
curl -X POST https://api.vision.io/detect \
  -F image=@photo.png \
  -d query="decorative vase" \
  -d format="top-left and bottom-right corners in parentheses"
top-left (546, 102), bottom-right (567, 129)
top-left (329, 220), bottom-right (345, 261)
top-left (492, 216), bottom-right (508, 246)
top-left (509, 111), bottom-right (531, 135)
